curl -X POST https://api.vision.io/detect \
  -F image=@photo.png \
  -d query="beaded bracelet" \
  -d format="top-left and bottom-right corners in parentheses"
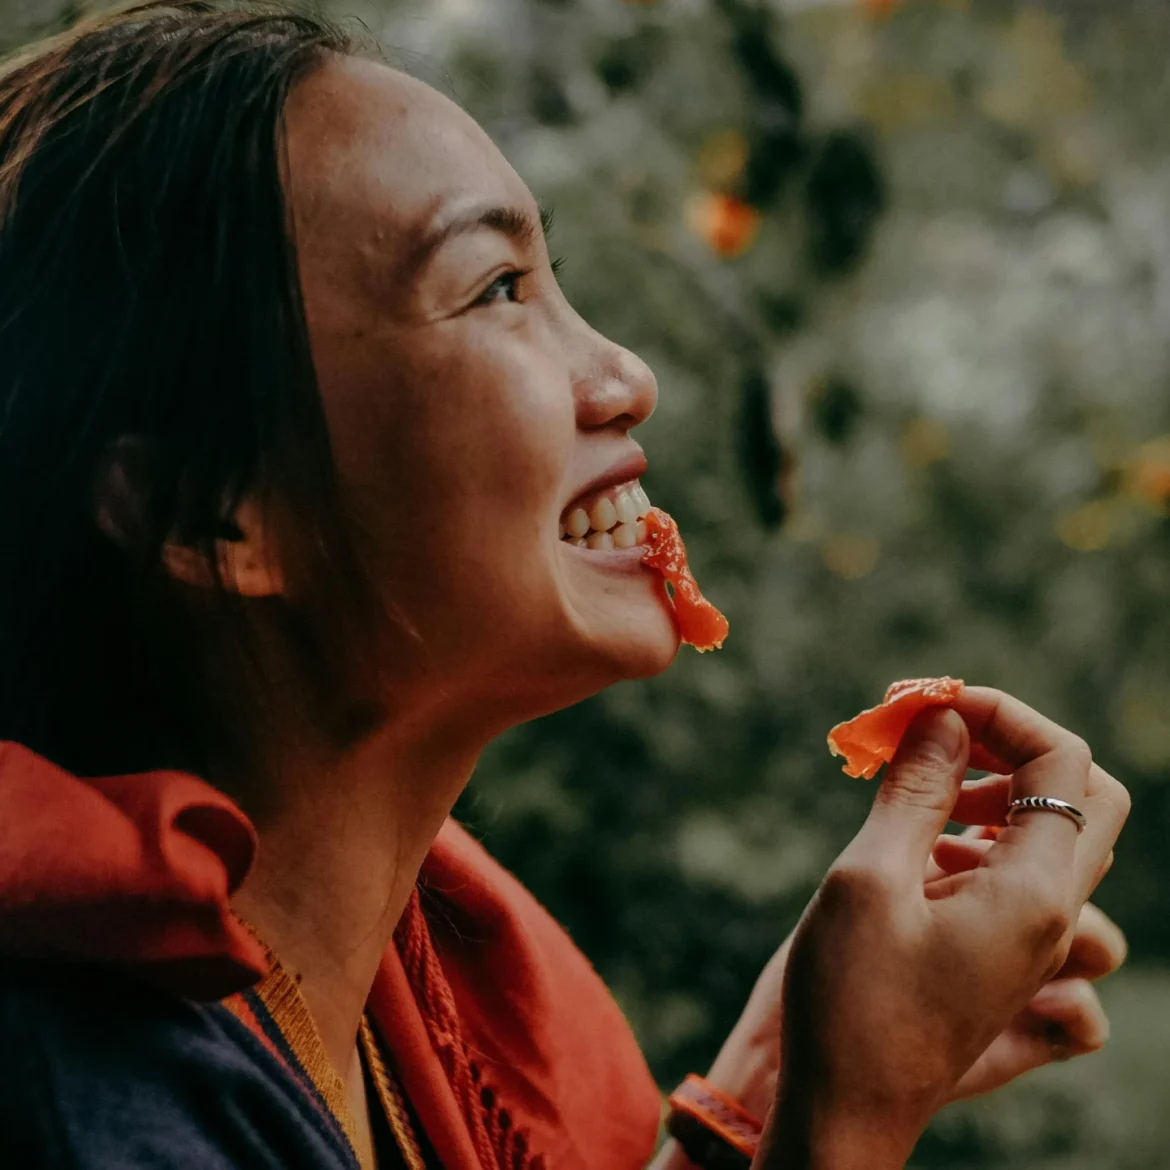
top-left (666, 1074), bottom-right (762, 1170)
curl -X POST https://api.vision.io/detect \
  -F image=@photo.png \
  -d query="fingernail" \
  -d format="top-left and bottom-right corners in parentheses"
top-left (905, 708), bottom-right (964, 763)
top-left (1044, 1021), bottom-right (1074, 1061)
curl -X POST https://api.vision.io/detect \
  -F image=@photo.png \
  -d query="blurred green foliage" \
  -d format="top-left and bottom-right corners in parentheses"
top-left (7, 0), bottom-right (1170, 1165)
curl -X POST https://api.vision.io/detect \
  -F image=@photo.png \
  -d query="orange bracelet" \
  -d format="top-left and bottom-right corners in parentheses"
top-left (666, 1074), bottom-right (762, 1169)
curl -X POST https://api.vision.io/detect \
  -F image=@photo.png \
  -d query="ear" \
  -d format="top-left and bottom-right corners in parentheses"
top-left (161, 496), bottom-right (285, 598)
top-left (95, 435), bottom-right (156, 549)
top-left (95, 437), bottom-right (284, 598)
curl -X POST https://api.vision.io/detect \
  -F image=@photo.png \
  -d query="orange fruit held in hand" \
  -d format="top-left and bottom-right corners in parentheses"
top-left (827, 677), bottom-right (964, 779)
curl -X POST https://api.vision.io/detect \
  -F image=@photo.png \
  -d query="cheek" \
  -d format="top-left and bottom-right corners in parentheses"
top-left (412, 349), bottom-right (571, 531)
top-left (318, 329), bottom-right (573, 607)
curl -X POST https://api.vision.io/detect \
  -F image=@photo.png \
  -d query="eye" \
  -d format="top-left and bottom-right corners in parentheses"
top-left (474, 269), bottom-right (528, 306)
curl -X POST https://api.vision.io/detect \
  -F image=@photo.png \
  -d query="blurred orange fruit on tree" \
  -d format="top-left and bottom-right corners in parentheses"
top-left (686, 192), bottom-right (760, 258)
top-left (1123, 436), bottom-right (1170, 509)
top-left (862, 0), bottom-right (903, 17)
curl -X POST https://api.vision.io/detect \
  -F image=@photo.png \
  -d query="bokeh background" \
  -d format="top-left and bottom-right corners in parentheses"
top-left (7, 0), bottom-right (1170, 1165)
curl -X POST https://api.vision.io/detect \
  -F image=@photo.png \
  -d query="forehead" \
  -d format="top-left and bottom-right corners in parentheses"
top-left (283, 56), bottom-right (530, 282)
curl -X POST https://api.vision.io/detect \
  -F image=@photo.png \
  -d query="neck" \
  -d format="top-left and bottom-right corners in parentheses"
top-left (229, 713), bottom-right (482, 1082)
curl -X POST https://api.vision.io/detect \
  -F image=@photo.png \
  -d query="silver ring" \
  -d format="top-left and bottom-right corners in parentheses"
top-left (1007, 796), bottom-right (1087, 834)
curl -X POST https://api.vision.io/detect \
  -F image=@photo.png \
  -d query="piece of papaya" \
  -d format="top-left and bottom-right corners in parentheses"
top-left (640, 507), bottom-right (729, 652)
top-left (827, 676), bottom-right (964, 779)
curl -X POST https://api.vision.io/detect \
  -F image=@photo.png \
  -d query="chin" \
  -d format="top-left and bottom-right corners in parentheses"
top-left (603, 620), bottom-right (680, 680)
top-left (458, 568), bottom-right (682, 725)
top-left (565, 602), bottom-right (681, 693)
top-left (477, 611), bottom-right (676, 727)
top-left (558, 570), bottom-right (682, 683)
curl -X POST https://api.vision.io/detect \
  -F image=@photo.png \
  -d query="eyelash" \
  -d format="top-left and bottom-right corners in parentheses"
top-left (475, 269), bottom-right (529, 306)
top-left (473, 257), bottom-right (567, 307)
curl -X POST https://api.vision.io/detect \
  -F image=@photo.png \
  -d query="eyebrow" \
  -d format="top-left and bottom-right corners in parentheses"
top-left (409, 201), bottom-right (555, 272)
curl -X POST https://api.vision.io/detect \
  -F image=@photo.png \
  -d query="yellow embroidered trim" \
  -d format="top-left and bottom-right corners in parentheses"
top-left (245, 956), bottom-right (427, 1170)
top-left (250, 963), bottom-right (360, 1153)
top-left (360, 1016), bottom-right (428, 1170)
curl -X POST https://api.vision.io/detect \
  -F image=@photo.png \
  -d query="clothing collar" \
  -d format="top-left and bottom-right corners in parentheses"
top-left (0, 740), bottom-right (268, 998)
top-left (0, 739), bottom-right (662, 1170)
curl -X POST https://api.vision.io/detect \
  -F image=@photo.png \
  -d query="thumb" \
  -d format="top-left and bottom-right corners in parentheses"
top-left (853, 708), bottom-right (970, 875)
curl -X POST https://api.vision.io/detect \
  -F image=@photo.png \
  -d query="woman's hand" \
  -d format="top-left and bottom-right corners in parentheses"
top-left (928, 822), bottom-right (1126, 1099)
top-left (946, 900), bottom-right (1124, 1098)
top-left (704, 895), bottom-right (1124, 1124)
top-left (751, 687), bottom-right (1130, 1170)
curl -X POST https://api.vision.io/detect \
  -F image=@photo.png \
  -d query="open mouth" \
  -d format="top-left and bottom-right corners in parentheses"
top-left (560, 480), bottom-right (652, 551)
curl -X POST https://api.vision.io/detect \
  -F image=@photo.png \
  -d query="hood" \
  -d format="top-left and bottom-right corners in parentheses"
top-left (0, 741), bottom-right (269, 999)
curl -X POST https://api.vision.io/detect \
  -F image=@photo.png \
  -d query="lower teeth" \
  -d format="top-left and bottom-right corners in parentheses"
top-left (612, 521), bottom-right (639, 548)
top-left (564, 518), bottom-right (648, 548)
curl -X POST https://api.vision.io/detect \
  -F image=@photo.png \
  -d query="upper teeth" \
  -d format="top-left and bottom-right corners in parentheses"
top-left (562, 483), bottom-right (651, 543)
top-left (565, 509), bottom-right (590, 538)
top-left (614, 493), bottom-right (639, 524)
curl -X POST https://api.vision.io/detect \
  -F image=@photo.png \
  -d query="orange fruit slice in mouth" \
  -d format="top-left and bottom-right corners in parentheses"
top-left (640, 507), bottom-right (729, 652)
top-left (827, 676), bottom-right (964, 779)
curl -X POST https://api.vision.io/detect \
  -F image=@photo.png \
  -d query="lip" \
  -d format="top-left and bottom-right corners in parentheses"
top-left (559, 541), bottom-right (649, 571)
top-left (561, 447), bottom-right (648, 518)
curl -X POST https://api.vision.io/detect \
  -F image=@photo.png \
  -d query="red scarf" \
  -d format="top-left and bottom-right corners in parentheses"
top-left (0, 741), bottom-right (661, 1169)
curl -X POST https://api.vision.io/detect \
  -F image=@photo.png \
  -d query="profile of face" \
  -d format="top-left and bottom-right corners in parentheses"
top-left (267, 57), bottom-right (678, 732)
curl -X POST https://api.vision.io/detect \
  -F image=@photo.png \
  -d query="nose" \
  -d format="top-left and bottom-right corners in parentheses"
top-left (573, 329), bottom-right (658, 432)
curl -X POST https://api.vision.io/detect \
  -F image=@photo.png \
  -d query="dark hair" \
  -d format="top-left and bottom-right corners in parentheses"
top-left (0, 1), bottom-right (378, 779)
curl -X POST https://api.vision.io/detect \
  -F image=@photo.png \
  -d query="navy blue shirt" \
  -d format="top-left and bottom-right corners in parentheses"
top-left (0, 959), bottom-right (364, 1169)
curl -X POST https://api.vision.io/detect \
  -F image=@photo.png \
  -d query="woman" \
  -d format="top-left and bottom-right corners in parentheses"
top-left (0, 3), bottom-right (1130, 1168)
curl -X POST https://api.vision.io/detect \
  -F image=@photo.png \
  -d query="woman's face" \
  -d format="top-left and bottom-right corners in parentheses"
top-left (282, 57), bottom-right (678, 730)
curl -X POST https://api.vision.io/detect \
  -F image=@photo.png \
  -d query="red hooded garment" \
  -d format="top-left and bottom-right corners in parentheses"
top-left (0, 741), bottom-right (662, 1169)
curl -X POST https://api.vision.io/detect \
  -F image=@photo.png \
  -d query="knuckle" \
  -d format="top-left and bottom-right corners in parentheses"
top-left (820, 861), bottom-right (894, 914)
top-left (1021, 886), bottom-right (1073, 953)
top-left (1042, 938), bottom-right (1074, 982)
top-left (1044, 898), bottom-right (1073, 939)
top-left (1101, 774), bottom-right (1132, 822)
top-left (1037, 904), bottom-right (1072, 949)
top-left (1086, 769), bottom-right (1131, 834)
top-left (1063, 735), bottom-right (1093, 772)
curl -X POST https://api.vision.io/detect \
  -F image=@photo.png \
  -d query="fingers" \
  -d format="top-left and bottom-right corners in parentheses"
top-left (953, 687), bottom-right (1094, 874)
top-left (948, 978), bottom-right (1109, 1102)
top-left (949, 1028), bottom-right (1056, 1101)
top-left (1070, 766), bottom-right (1131, 906)
top-left (953, 687), bottom-right (1084, 773)
top-left (849, 708), bottom-right (969, 882)
top-left (968, 744), bottom-right (1014, 775)
top-left (1028, 978), bottom-right (1110, 1056)
top-left (1056, 902), bottom-right (1128, 981)
top-left (947, 764), bottom-right (1126, 907)
top-left (950, 775), bottom-right (1011, 826)
top-left (929, 832), bottom-right (993, 879)
top-left (1000, 750), bottom-right (1093, 868)
top-left (860, 686), bottom-right (1129, 930)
